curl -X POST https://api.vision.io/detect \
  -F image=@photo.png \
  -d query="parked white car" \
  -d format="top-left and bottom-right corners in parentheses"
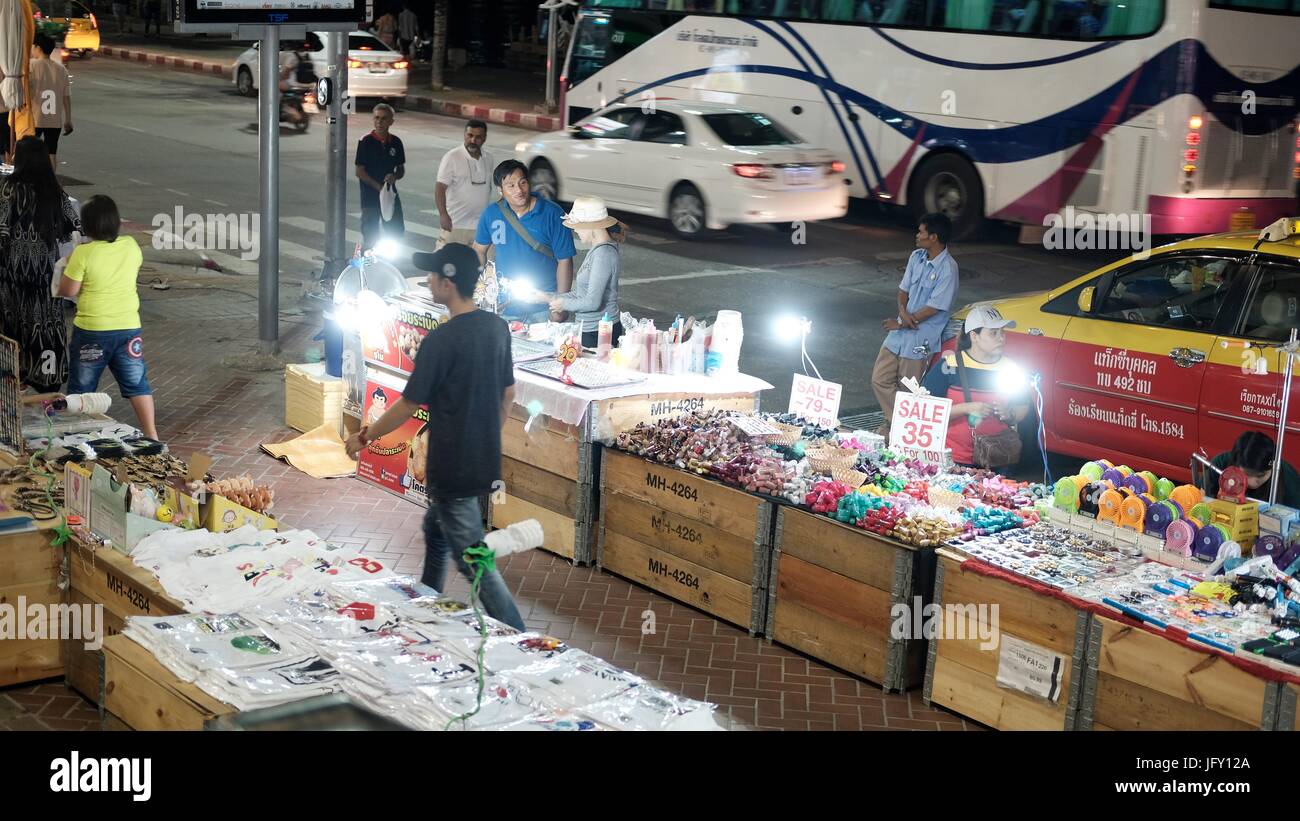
top-left (233, 31), bottom-right (408, 100)
top-left (514, 100), bottom-right (848, 238)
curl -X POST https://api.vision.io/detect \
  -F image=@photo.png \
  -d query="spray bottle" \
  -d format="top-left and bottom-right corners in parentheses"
top-left (597, 312), bottom-right (614, 362)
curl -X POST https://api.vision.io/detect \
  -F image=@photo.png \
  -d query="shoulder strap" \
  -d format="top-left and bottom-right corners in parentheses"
top-left (955, 351), bottom-right (973, 404)
top-left (497, 203), bottom-right (554, 259)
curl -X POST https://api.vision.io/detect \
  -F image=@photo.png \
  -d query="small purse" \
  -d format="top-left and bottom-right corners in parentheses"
top-left (956, 352), bottom-right (1022, 469)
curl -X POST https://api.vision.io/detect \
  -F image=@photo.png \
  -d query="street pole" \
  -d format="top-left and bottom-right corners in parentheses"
top-left (322, 29), bottom-right (348, 286)
top-left (258, 24), bottom-right (280, 355)
top-left (544, 2), bottom-right (557, 110)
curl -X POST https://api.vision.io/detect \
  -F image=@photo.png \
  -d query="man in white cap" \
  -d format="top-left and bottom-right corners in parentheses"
top-left (346, 243), bottom-right (525, 631)
top-left (921, 304), bottom-right (1028, 468)
top-left (871, 212), bottom-right (958, 437)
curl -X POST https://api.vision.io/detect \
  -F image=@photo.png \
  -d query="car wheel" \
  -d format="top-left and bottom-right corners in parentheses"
top-left (908, 153), bottom-right (985, 241)
top-left (669, 184), bottom-right (706, 239)
top-left (529, 160), bottom-right (559, 201)
top-left (237, 67), bottom-right (255, 97)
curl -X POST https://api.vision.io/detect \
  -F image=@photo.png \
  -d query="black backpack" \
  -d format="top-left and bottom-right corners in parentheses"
top-left (295, 54), bottom-right (318, 85)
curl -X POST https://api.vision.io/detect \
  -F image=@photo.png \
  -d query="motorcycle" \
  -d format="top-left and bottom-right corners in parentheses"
top-left (280, 88), bottom-right (312, 133)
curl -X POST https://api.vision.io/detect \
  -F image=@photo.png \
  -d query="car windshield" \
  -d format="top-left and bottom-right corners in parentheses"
top-left (350, 34), bottom-right (396, 53)
top-left (701, 112), bottom-right (801, 146)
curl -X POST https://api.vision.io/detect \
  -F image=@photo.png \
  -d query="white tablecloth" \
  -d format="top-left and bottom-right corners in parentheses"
top-left (511, 368), bottom-right (772, 429)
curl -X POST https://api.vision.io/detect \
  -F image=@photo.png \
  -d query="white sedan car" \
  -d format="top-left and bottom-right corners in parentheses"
top-left (515, 100), bottom-right (848, 238)
top-left (233, 31), bottom-right (408, 100)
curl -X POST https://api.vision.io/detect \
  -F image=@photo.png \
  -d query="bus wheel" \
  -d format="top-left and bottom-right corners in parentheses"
top-left (909, 153), bottom-right (984, 241)
top-left (669, 183), bottom-right (707, 239)
top-left (529, 160), bottom-right (559, 201)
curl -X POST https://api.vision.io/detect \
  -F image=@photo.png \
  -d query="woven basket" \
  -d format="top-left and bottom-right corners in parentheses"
top-left (928, 486), bottom-right (965, 511)
top-left (831, 467), bottom-right (869, 489)
top-left (767, 422), bottom-right (804, 448)
top-left (806, 444), bottom-right (858, 474)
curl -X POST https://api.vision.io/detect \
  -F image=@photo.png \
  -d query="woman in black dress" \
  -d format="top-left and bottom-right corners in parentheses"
top-left (0, 136), bottom-right (79, 392)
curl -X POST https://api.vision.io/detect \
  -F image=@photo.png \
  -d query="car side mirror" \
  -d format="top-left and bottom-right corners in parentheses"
top-left (1078, 286), bottom-right (1095, 314)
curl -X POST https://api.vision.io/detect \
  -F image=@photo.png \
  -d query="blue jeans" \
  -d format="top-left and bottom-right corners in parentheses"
top-left (422, 496), bottom-right (526, 631)
top-left (67, 328), bottom-right (152, 398)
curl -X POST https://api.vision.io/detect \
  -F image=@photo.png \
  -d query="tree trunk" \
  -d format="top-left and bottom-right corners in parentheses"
top-left (431, 0), bottom-right (447, 91)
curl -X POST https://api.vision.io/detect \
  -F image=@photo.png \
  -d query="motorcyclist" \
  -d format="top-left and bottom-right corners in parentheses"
top-left (278, 46), bottom-right (317, 126)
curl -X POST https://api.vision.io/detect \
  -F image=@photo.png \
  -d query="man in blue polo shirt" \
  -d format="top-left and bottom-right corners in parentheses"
top-left (473, 159), bottom-right (575, 323)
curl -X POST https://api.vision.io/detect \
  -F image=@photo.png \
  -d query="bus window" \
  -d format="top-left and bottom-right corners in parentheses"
top-left (1211, 0), bottom-right (1300, 13)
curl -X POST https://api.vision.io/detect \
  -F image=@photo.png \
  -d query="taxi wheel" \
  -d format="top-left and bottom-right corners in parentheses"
top-left (909, 153), bottom-right (984, 241)
top-left (237, 67), bottom-right (255, 97)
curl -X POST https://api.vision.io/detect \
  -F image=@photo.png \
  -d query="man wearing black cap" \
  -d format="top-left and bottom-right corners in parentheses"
top-left (346, 243), bottom-right (525, 630)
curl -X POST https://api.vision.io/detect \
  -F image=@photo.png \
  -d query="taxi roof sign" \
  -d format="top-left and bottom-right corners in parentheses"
top-left (1259, 217), bottom-right (1300, 243)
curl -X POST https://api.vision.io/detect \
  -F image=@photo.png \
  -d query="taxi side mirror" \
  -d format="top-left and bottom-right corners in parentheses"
top-left (1078, 286), bottom-right (1095, 314)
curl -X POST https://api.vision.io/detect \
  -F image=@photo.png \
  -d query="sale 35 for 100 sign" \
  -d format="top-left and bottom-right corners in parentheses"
top-left (889, 391), bottom-right (951, 463)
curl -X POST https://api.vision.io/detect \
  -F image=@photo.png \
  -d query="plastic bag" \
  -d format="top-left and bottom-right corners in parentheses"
top-left (380, 182), bottom-right (397, 222)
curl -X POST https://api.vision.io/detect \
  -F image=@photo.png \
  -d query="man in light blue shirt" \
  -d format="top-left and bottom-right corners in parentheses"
top-left (871, 213), bottom-right (959, 437)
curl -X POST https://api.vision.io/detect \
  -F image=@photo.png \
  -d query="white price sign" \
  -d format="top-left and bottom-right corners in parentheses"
top-left (996, 635), bottom-right (1066, 702)
top-left (788, 374), bottom-right (842, 429)
top-left (889, 391), bottom-right (952, 462)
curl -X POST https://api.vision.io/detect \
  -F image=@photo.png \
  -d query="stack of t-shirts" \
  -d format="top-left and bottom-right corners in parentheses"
top-left (578, 687), bottom-right (722, 731)
top-left (317, 625), bottom-right (480, 699)
top-left (243, 576), bottom-right (442, 646)
top-left (122, 613), bottom-right (341, 710)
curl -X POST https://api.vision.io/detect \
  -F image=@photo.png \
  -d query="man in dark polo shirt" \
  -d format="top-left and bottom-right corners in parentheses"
top-left (355, 103), bottom-right (406, 251)
top-left (345, 243), bottom-right (525, 631)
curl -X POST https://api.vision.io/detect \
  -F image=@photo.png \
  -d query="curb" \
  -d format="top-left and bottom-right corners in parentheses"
top-left (97, 45), bottom-right (561, 132)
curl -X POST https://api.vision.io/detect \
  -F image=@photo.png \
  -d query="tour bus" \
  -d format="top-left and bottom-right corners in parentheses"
top-left (559, 0), bottom-right (1300, 239)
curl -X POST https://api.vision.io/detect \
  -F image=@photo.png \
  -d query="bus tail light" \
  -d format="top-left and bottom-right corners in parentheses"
top-left (733, 163), bottom-right (773, 179)
top-left (1182, 115), bottom-right (1204, 192)
top-left (826, 160), bottom-right (845, 175)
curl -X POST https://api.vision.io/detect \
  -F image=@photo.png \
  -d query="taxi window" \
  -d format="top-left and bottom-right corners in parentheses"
top-left (1240, 261), bottom-right (1300, 342)
top-left (1094, 256), bottom-right (1242, 332)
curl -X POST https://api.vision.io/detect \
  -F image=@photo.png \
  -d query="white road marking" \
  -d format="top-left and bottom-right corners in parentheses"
top-left (282, 214), bottom-right (441, 242)
top-left (127, 178), bottom-right (152, 186)
top-left (165, 189), bottom-right (189, 197)
top-left (621, 266), bottom-right (763, 286)
top-left (204, 199), bottom-right (230, 207)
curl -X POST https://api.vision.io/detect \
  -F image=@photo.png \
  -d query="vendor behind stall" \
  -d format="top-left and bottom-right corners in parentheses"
top-left (1201, 431), bottom-right (1300, 507)
top-left (921, 305), bottom-right (1030, 468)
top-left (547, 195), bottom-right (623, 350)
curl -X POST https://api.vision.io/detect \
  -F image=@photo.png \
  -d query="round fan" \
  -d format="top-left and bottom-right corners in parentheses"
top-left (1078, 482), bottom-right (1106, 518)
top-left (1255, 534), bottom-right (1287, 562)
top-left (1168, 484), bottom-right (1202, 512)
top-left (1165, 519), bottom-right (1197, 556)
top-left (1101, 466), bottom-right (1133, 486)
top-left (1193, 523), bottom-right (1233, 562)
top-left (1053, 476), bottom-right (1084, 512)
top-left (1080, 461), bottom-right (1105, 482)
top-left (1154, 477), bottom-right (1176, 502)
top-left (1097, 488), bottom-right (1126, 524)
top-left (1188, 502), bottom-right (1214, 527)
top-left (1123, 473), bottom-right (1152, 495)
top-left (1217, 465), bottom-right (1248, 502)
top-left (1144, 499), bottom-right (1182, 537)
top-left (1120, 492), bottom-right (1153, 532)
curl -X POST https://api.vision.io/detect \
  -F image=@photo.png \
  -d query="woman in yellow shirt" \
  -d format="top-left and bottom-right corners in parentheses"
top-left (57, 195), bottom-right (158, 439)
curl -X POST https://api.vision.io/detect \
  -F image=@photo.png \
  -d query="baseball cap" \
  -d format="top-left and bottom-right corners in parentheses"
top-left (412, 243), bottom-right (481, 289)
top-left (964, 305), bottom-right (1017, 333)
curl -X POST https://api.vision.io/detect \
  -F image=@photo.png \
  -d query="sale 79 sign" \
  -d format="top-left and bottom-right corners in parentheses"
top-left (889, 390), bottom-right (952, 463)
top-left (789, 374), bottom-right (842, 429)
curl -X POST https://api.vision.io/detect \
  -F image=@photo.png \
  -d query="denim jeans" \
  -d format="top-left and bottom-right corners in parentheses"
top-left (67, 328), bottom-right (152, 398)
top-left (421, 496), bottom-right (526, 631)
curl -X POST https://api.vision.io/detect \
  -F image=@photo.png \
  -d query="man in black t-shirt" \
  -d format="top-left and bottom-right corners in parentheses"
top-left (355, 103), bottom-right (406, 251)
top-left (346, 243), bottom-right (524, 631)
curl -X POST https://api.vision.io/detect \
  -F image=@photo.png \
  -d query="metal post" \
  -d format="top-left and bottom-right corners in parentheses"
top-left (322, 30), bottom-right (349, 285)
top-left (1270, 328), bottom-right (1299, 505)
top-left (258, 25), bottom-right (280, 355)
top-left (544, 5), bottom-right (557, 110)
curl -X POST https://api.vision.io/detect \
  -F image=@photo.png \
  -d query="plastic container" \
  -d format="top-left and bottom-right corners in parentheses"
top-left (706, 310), bottom-right (743, 376)
top-left (690, 322), bottom-right (707, 373)
top-left (596, 314), bottom-right (614, 362)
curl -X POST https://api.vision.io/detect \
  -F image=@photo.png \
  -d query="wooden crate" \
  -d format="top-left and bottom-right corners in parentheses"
top-left (766, 507), bottom-right (933, 691)
top-left (102, 635), bottom-right (236, 731)
top-left (597, 448), bottom-right (772, 633)
top-left (63, 590), bottom-right (127, 705)
top-left (923, 552), bottom-right (1090, 731)
top-left (494, 405), bottom-right (595, 563)
top-left (1283, 684), bottom-right (1299, 732)
top-left (1079, 615), bottom-right (1272, 731)
top-left (67, 539), bottom-right (185, 623)
top-left (0, 524), bottom-right (64, 686)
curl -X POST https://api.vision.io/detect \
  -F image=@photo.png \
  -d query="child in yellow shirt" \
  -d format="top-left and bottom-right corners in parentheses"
top-left (57, 195), bottom-right (158, 439)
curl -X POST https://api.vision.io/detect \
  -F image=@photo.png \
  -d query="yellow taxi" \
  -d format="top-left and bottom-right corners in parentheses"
top-left (35, 1), bottom-right (100, 58)
top-left (946, 218), bottom-right (1300, 481)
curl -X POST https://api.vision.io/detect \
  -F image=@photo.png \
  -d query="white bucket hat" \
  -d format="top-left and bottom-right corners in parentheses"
top-left (562, 195), bottom-right (619, 230)
top-left (964, 304), bottom-right (1017, 333)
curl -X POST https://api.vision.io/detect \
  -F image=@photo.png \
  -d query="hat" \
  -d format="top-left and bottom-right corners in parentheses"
top-left (964, 305), bottom-right (1017, 333)
top-left (412, 243), bottom-right (481, 288)
top-left (562, 195), bottom-right (619, 230)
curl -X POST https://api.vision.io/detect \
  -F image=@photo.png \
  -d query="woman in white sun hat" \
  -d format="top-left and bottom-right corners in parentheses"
top-left (549, 194), bottom-right (624, 348)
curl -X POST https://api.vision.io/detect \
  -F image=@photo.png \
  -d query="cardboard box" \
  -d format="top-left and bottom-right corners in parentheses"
top-left (356, 368), bottom-right (429, 507)
top-left (88, 465), bottom-right (177, 554)
top-left (164, 485), bottom-right (203, 530)
top-left (362, 293), bottom-right (448, 375)
top-left (204, 492), bottom-right (278, 533)
top-left (285, 362), bottom-right (346, 434)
